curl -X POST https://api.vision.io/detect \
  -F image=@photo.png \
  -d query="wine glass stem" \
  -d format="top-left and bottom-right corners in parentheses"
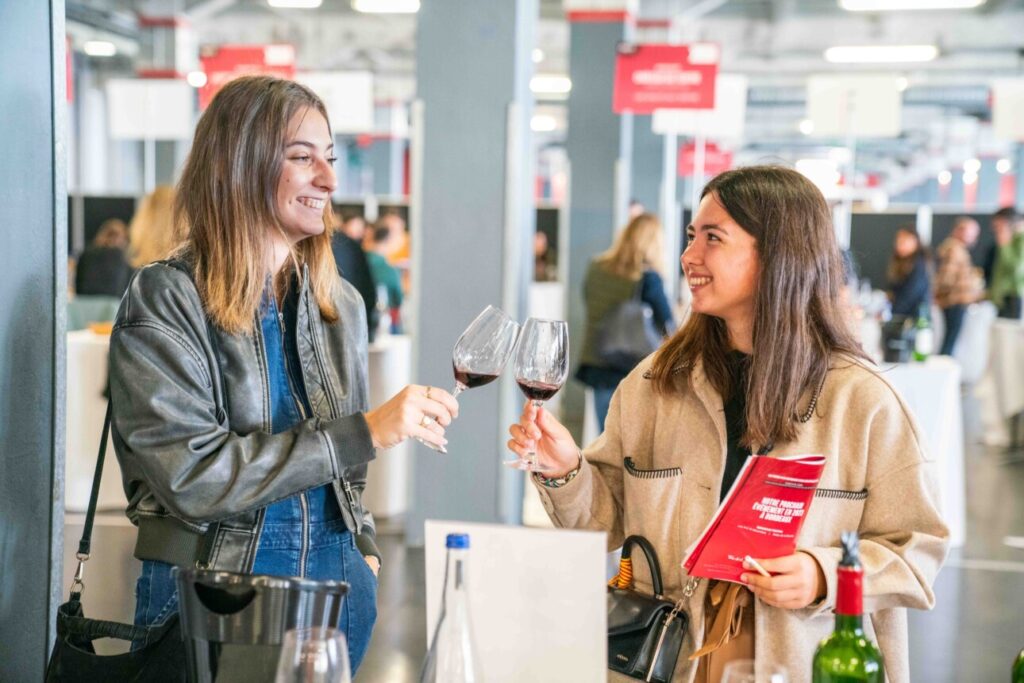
top-left (452, 383), bottom-right (465, 399)
top-left (529, 400), bottom-right (543, 470)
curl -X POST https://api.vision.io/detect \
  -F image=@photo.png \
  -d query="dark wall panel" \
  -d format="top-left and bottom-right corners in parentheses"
top-left (0, 1), bottom-right (66, 680)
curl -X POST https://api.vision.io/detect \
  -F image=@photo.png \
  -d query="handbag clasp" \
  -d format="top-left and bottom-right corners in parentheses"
top-left (70, 552), bottom-right (89, 596)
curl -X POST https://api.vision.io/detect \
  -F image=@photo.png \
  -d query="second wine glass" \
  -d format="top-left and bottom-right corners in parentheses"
top-left (505, 317), bottom-right (568, 473)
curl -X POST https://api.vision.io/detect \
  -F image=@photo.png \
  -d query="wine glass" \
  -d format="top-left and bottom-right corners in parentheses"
top-left (721, 659), bottom-right (788, 683)
top-left (417, 305), bottom-right (521, 453)
top-left (274, 627), bottom-right (351, 683)
top-left (504, 318), bottom-right (568, 472)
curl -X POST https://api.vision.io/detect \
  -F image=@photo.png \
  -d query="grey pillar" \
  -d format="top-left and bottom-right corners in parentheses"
top-left (365, 136), bottom-right (405, 197)
top-left (630, 114), bottom-right (661, 215)
top-left (977, 158), bottom-right (1000, 208)
top-left (948, 170), bottom-right (965, 206)
top-left (562, 15), bottom-right (634, 440)
top-left (0, 1), bottom-right (66, 680)
top-left (1015, 144), bottom-right (1024, 207)
top-left (407, 0), bottom-right (536, 544)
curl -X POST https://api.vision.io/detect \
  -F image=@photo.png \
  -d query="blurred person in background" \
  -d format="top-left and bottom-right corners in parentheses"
top-left (988, 206), bottom-right (1024, 320)
top-left (74, 218), bottom-right (133, 297)
top-left (508, 166), bottom-right (948, 683)
top-left (108, 76), bottom-right (458, 673)
top-left (367, 220), bottom-right (404, 334)
top-left (533, 230), bottom-right (557, 282)
top-left (330, 212), bottom-right (379, 343)
top-left (128, 185), bottom-right (180, 268)
top-left (887, 225), bottom-right (932, 318)
top-left (575, 213), bottom-right (676, 432)
top-left (934, 217), bottom-right (984, 355)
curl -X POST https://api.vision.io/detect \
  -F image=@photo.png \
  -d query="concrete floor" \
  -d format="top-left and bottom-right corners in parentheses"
top-left (357, 391), bottom-right (1024, 683)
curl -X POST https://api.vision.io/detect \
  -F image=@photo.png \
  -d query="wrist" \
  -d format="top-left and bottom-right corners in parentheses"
top-left (536, 450), bottom-right (583, 488)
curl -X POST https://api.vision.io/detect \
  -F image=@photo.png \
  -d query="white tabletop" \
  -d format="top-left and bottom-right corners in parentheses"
top-left (881, 357), bottom-right (966, 547)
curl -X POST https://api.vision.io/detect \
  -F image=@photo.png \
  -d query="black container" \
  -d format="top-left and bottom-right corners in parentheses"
top-left (174, 569), bottom-right (348, 683)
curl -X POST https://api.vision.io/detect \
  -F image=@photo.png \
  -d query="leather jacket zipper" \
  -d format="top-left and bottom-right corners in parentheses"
top-left (277, 304), bottom-right (311, 576)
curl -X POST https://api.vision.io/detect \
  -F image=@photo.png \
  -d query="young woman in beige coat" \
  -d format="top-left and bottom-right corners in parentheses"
top-left (507, 166), bottom-right (949, 683)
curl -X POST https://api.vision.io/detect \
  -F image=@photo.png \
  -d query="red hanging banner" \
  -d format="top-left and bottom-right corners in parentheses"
top-left (613, 43), bottom-right (718, 114)
top-left (199, 44), bottom-right (296, 109)
top-left (678, 141), bottom-right (732, 178)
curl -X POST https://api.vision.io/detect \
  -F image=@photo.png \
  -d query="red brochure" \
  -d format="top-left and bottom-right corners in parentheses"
top-left (682, 454), bottom-right (826, 583)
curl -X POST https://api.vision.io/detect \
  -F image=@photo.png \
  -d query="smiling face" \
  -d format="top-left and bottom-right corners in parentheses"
top-left (275, 108), bottom-right (337, 245)
top-left (682, 192), bottom-right (760, 338)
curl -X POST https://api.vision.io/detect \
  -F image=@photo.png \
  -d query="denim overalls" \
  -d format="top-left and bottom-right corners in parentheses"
top-left (132, 286), bottom-right (378, 673)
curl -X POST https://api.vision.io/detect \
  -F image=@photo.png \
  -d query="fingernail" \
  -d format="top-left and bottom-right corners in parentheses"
top-left (740, 574), bottom-right (749, 583)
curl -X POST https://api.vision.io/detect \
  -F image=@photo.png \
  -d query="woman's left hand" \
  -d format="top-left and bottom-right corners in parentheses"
top-left (364, 556), bottom-right (380, 577)
top-left (740, 552), bottom-right (826, 609)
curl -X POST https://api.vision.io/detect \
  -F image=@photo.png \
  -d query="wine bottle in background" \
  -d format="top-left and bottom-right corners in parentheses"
top-left (912, 303), bottom-right (933, 362)
top-left (1013, 648), bottom-right (1024, 683)
top-left (812, 531), bottom-right (884, 683)
top-left (419, 533), bottom-right (482, 683)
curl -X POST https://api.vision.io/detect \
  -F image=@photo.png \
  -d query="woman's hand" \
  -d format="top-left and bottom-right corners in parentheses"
top-left (364, 385), bottom-right (459, 451)
top-left (506, 401), bottom-right (580, 477)
top-left (741, 552), bottom-right (826, 609)
top-left (364, 555), bottom-right (380, 577)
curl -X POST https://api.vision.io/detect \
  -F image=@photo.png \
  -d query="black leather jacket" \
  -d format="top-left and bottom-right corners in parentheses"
top-left (109, 258), bottom-right (379, 571)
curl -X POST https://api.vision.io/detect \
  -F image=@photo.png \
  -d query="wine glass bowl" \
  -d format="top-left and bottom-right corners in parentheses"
top-left (417, 306), bottom-right (520, 454)
top-left (274, 627), bottom-right (351, 683)
top-left (505, 317), bottom-right (569, 473)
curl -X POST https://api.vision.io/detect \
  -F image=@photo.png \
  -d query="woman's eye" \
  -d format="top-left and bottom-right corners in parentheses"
top-left (291, 155), bottom-right (312, 163)
top-left (707, 233), bottom-right (721, 242)
top-left (685, 232), bottom-right (695, 243)
top-left (326, 156), bottom-right (338, 164)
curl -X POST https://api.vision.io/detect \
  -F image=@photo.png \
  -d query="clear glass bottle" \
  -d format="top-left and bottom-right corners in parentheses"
top-left (812, 531), bottom-right (885, 683)
top-left (419, 533), bottom-right (482, 683)
top-left (912, 302), bottom-right (933, 362)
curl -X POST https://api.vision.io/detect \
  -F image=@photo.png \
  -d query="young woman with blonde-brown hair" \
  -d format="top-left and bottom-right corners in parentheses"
top-left (109, 75), bottom-right (459, 673)
top-left (508, 166), bottom-right (948, 683)
top-left (127, 184), bottom-right (179, 268)
top-left (576, 212), bottom-right (677, 431)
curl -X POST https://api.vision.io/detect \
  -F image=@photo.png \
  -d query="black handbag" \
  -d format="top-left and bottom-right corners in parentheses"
top-left (45, 403), bottom-right (189, 683)
top-left (595, 283), bottom-right (662, 373)
top-left (607, 535), bottom-right (688, 683)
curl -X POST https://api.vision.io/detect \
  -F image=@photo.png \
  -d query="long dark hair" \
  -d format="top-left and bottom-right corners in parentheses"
top-left (887, 226), bottom-right (928, 285)
top-left (648, 165), bottom-right (867, 448)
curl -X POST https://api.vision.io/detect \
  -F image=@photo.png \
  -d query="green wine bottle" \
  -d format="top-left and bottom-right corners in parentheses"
top-left (812, 531), bottom-right (885, 682)
top-left (912, 303), bottom-right (933, 362)
top-left (1013, 648), bottom-right (1024, 683)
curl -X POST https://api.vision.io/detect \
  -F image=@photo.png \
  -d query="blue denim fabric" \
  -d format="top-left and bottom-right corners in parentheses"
top-left (593, 386), bottom-right (615, 434)
top-left (133, 287), bottom-right (377, 673)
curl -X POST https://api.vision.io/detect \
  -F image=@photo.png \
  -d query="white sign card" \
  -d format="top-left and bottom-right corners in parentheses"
top-left (297, 71), bottom-right (374, 134)
top-left (106, 79), bottom-right (194, 140)
top-left (424, 520), bottom-right (607, 683)
top-left (805, 74), bottom-right (902, 138)
top-left (652, 73), bottom-right (748, 140)
top-left (992, 79), bottom-right (1024, 142)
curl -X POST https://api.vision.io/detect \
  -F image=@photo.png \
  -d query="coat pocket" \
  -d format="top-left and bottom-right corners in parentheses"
top-left (622, 457), bottom-right (684, 592)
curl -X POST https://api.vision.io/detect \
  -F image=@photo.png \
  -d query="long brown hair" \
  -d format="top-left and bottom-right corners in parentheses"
top-left (886, 225), bottom-right (927, 284)
top-left (596, 213), bottom-right (665, 279)
top-left (175, 75), bottom-right (339, 334)
top-left (649, 166), bottom-right (867, 448)
top-left (129, 185), bottom-right (179, 267)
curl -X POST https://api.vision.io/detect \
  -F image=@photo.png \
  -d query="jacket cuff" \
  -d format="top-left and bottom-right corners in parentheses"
top-left (797, 546), bottom-right (842, 619)
top-left (532, 457), bottom-right (593, 527)
top-left (355, 528), bottom-right (382, 565)
top-left (321, 413), bottom-right (376, 473)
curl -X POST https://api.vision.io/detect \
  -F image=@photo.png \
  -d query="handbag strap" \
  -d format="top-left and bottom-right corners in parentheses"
top-left (610, 536), bottom-right (667, 593)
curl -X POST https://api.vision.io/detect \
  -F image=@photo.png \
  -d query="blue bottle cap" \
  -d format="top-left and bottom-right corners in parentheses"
top-left (446, 533), bottom-right (470, 549)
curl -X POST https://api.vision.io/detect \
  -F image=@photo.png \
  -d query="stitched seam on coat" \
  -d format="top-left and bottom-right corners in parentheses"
top-left (113, 320), bottom-right (212, 387)
top-left (624, 457), bottom-right (681, 479)
top-left (815, 487), bottom-right (868, 501)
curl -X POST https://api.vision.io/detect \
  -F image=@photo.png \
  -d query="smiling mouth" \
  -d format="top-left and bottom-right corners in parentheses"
top-left (298, 197), bottom-right (326, 210)
top-left (688, 275), bottom-right (712, 287)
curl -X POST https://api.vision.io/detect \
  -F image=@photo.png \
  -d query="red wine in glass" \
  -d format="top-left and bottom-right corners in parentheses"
top-left (453, 366), bottom-right (501, 390)
top-left (516, 379), bottom-right (561, 402)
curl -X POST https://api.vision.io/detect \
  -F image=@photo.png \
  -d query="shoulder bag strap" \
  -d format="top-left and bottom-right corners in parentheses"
top-left (621, 535), bottom-right (665, 596)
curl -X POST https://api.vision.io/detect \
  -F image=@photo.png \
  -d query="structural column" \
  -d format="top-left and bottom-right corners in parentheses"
top-left (562, 3), bottom-right (635, 440)
top-left (631, 114), bottom-right (662, 214)
top-left (408, 0), bottom-right (536, 542)
top-left (0, 1), bottom-right (66, 679)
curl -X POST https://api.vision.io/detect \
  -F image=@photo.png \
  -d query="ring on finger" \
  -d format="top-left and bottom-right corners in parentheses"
top-left (425, 386), bottom-right (432, 400)
top-left (420, 414), bottom-right (430, 428)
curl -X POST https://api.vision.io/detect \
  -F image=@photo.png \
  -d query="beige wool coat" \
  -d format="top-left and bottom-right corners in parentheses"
top-left (534, 355), bottom-right (949, 683)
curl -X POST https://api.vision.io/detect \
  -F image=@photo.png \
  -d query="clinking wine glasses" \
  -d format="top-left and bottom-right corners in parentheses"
top-left (505, 317), bottom-right (569, 473)
top-left (418, 306), bottom-right (521, 453)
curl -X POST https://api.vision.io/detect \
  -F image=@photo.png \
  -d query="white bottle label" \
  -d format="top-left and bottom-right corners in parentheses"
top-left (915, 328), bottom-right (933, 356)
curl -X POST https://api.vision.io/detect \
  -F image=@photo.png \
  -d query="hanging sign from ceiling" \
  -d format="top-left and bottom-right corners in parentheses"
top-left (612, 43), bottom-right (719, 114)
top-left (678, 141), bottom-right (733, 178)
top-left (199, 44), bottom-right (296, 109)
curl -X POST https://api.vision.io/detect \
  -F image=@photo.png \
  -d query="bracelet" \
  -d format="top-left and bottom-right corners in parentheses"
top-left (536, 450), bottom-right (584, 489)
